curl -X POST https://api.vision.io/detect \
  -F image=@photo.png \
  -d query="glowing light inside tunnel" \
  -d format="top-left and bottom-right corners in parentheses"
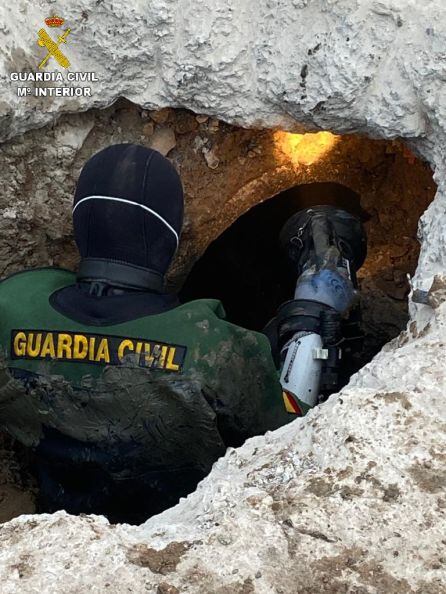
top-left (274, 131), bottom-right (339, 166)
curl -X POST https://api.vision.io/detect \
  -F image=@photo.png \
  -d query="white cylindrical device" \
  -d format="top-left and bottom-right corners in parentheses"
top-left (279, 332), bottom-right (324, 408)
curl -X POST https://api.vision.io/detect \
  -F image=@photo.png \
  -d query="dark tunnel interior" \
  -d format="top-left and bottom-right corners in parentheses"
top-left (179, 182), bottom-right (398, 380)
top-left (180, 183), bottom-right (367, 331)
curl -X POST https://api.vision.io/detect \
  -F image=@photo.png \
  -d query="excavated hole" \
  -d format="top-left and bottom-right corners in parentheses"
top-left (0, 103), bottom-right (438, 524)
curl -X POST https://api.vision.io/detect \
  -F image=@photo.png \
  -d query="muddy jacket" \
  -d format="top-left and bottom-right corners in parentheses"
top-left (0, 268), bottom-right (291, 479)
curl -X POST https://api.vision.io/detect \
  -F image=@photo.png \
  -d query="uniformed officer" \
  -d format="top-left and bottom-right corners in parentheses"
top-left (0, 144), bottom-right (291, 522)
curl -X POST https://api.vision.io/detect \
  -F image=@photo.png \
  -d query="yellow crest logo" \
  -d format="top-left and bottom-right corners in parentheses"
top-left (37, 17), bottom-right (71, 70)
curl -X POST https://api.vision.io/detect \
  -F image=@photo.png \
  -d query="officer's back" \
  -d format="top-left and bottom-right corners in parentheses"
top-left (0, 145), bottom-right (289, 522)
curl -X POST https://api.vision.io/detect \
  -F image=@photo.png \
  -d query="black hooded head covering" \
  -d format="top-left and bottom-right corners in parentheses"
top-left (73, 144), bottom-right (184, 292)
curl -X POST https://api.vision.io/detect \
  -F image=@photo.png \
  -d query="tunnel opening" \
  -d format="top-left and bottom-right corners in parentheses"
top-left (180, 182), bottom-right (365, 331)
top-left (0, 104), bottom-right (438, 525)
top-left (180, 177), bottom-right (433, 380)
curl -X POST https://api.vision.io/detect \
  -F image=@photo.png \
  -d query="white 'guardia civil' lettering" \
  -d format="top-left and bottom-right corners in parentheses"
top-left (10, 72), bottom-right (63, 82)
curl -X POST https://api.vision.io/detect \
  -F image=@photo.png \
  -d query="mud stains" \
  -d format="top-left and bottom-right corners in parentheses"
top-left (409, 464), bottom-right (446, 494)
top-left (309, 547), bottom-right (414, 593)
top-left (354, 461), bottom-right (402, 501)
top-left (305, 476), bottom-right (336, 497)
top-left (375, 391), bottom-right (413, 410)
top-left (127, 541), bottom-right (192, 574)
top-left (157, 582), bottom-right (180, 594)
top-left (427, 274), bottom-right (446, 309)
top-left (295, 527), bottom-right (338, 543)
top-left (8, 553), bottom-right (34, 579)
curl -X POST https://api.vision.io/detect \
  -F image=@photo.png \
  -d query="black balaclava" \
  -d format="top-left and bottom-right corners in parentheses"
top-left (73, 144), bottom-right (184, 293)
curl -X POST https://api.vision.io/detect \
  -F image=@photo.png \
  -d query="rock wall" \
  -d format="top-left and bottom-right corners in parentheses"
top-left (1, 0), bottom-right (444, 148)
top-left (0, 0), bottom-right (445, 592)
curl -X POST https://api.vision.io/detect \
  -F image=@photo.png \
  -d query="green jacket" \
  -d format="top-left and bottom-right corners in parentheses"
top-left (0, 268), bottom-right (291, 474)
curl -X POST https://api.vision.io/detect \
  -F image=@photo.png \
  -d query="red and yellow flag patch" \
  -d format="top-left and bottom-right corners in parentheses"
top-left (282, 390), bottom-right (303, 415)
